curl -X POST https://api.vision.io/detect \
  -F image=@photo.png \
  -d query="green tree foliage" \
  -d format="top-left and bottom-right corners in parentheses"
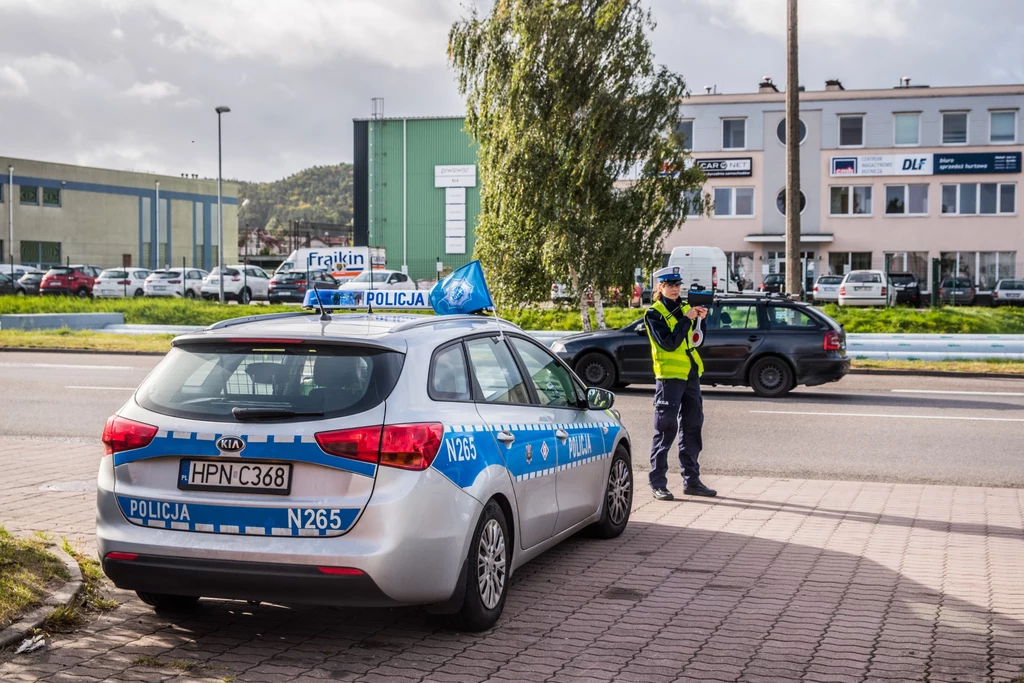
top-left (235, 164), bottom-right (354, 231)
top-left (449, 0), bottom-right (704, 326)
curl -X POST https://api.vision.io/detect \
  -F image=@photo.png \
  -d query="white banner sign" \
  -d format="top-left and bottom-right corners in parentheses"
top-left (445, 220), bottom-right (466, 237)
top-left (435, 165), bottom-right (477, 188)
top-left (445, 204), bottom-right (466, 221)
top-left (445, 237), bottom-right (466, 254)
top-left (830, 154), bottom-right (931, 177)
top-left (445, 187), bottom-right (466, 204)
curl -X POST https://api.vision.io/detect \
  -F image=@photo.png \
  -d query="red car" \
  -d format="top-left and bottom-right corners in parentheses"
top-left (39, 264), bottom-right (104, 297)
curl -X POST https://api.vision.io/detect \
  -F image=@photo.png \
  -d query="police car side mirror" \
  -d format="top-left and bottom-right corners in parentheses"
top-left (587, 388), bottom-right (614, 411)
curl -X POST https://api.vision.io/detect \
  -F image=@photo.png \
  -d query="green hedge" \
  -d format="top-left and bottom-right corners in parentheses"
top-left (2, 296), bottom-right (1023, 334)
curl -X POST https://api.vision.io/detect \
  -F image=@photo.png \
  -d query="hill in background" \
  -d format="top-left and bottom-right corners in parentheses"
top-left (235, 163), bottom-right (354, 236)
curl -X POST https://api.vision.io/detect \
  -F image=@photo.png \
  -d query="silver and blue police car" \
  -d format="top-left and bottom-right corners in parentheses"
top-left (97, 305), bottom-right (633, 631)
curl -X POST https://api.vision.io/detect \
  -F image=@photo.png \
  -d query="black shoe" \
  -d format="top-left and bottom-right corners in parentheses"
top-left (683, 480), bottom-right (717, 497)
top-left (652, 487), bottom-right (675, 501)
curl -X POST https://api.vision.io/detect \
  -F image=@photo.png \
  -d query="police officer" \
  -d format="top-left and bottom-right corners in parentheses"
top-left (645, 266), bottom-right (717, 501)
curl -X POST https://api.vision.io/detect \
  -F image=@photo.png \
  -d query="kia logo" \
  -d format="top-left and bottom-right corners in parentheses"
top-left (216, 436), bottom-right (245, 453)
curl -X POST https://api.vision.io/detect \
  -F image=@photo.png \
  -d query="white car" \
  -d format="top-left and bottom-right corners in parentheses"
top-left (0, 263), bottom-right (36, 279)
top-left (94, 269), bottom-right (152, 298)
top-left (338, 269), bottom-right (417, 291)
top-left (838, 270), bottom-right (896, 307)
top-left (202, 265), bottom-right (271, 303)
top-left (992, 279), bottom-right (1024, 306)
top-left (144, 268), bottom-right (208, 299)
top-left (812, 275), bottom-right (843, 304)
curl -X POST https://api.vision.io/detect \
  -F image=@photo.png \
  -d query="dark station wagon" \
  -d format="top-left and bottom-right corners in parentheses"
top-left (551, 296), bottom-right (850, 398)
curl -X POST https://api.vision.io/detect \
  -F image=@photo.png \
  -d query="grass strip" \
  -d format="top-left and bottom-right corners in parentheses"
top-left (0, 528), bottom-right (69, 631)
top-left (0, 330), bottom-right (174, 353)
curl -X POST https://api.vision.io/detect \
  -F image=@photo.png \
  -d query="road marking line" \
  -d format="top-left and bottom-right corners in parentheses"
top-left (892, 389), bottom-right (1024, 397)
top-left (0, 362), bottom-right (135, 370)
top-left (750, 410), bottom-right (1024, 423)
top-left (65, 386), bottom-right (136, 391)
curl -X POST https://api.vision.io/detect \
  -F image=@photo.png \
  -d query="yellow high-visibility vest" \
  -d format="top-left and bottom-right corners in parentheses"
top-left (647, 299), bottom-right (704, 379)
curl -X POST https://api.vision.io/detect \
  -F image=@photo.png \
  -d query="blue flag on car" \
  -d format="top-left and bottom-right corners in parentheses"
top-left (429, 260), bottom-right (494, 316)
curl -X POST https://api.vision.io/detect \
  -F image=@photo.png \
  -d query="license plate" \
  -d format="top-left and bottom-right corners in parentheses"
top-left (153, 285), bottom-right (166, 291)
top-left (1006, 293), bottom-right (1021, 298)
top-left (46, 282), bottom-right (61, 287)
top-left (854, 286), bottom-right (871, 291)
top-left (178, 459), bottom-right (292, 495)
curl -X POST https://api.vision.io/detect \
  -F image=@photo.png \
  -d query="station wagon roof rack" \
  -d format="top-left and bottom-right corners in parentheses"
top-left (206, 311), bottom-right (311, 330)
top-left (391, 314), bottom-right (523, 334)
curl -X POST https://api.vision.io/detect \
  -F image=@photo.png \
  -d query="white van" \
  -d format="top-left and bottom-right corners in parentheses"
top-left (275, 247), bottom-right (386, 279)
top-left (667, 246), bottom-right (738, 293)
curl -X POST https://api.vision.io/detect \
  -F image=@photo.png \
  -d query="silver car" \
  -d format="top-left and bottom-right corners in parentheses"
top-left (97, 312), bottom-right (633, 631)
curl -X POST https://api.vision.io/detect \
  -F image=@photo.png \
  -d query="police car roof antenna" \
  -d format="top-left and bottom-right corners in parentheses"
top-left (310, 285), bottom-right (331, 322)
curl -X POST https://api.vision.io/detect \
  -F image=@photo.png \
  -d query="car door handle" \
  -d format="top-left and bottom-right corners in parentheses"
top-left (496, 431), bottom-right (515, 445)
top-left (748, 335), bottom-right (760, 342)
top-left (555, 429), bottom-right (569, 440)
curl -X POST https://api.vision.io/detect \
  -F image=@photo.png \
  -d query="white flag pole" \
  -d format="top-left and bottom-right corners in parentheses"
top-left (490, 305), bottom-right (504, 341)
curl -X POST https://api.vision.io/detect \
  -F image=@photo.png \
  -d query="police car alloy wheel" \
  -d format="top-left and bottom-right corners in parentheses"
top-left (590, 447), bottom-right (632, 539)
top-left (449, 500), bottom-right (510, 632)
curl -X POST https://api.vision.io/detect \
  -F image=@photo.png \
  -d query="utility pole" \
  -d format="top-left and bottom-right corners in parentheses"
top-left (785, 0), bottom-right (802, 299)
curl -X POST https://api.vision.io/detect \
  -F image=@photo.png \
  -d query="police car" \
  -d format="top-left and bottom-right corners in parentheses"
top-left (97, 293), bottom-right (633, 631)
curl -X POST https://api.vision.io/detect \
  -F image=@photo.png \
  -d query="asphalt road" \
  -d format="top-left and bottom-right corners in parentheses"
top-left (1, 350), bottom-right (1022, 487)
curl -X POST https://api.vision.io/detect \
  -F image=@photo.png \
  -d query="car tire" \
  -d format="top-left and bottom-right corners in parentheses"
top-left (242, 287), bottom-right (252, 305)
top-left (185, 290), bottom-right (195, 299)
top-left (15, 289), bottom-right (24, 296)
top-left (76, 288), bottom-right (90, 299)
top-left (136, 592), bottom-right (200, 612)
top-left (446, 500), bottom-right (509, 632)
top-left (575, 353), bottom-right (616, 390)
top-left (748, 356), bottom-right (794, 398)
top-left (134, 288), bottom-right (144, 297)
top-left (590, 446), bottom-right (632, 539)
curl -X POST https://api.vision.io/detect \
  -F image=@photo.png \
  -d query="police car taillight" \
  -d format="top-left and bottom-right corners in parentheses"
top-left (315, 426), bottom-right (382, 465)
top-left (102, 415), bottom-right (158, 456)
top-left (379, 423), bottom-right (443, 471)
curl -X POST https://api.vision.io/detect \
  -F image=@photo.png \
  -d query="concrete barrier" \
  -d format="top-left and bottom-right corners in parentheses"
top-left (0, 313), bottom-right (125, 331)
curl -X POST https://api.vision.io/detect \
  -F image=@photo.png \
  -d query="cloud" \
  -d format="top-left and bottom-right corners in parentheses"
top-left (692, 0), bottom-right (918, 40)
top-left (111, 27), bottom-right (124, 40)
top-left (0, 66), bottom-right (28, 96)
top-left (124, 80), bottom-right (180, 102)
top-left (14, 53), bottom-right (82, 78)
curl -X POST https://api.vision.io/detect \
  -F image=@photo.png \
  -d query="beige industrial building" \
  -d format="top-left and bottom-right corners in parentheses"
top-left (1, 156), bottom-right (238, 271)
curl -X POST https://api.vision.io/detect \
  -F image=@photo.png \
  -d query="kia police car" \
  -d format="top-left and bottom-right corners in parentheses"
top-left (97, 298), bottom-right (632, 631)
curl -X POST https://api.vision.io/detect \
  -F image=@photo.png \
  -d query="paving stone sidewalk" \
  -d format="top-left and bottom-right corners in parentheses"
top-left (0, 437), bottom-right (1022, 683)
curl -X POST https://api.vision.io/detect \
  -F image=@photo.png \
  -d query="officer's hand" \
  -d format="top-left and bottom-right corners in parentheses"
top-left (696, 306), bottom-right (708, 319)
top-left (684, 308), bottom-right (700, 320)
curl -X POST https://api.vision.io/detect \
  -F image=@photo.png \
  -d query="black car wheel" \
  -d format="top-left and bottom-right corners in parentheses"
top-left (575, 352), bottom-right (616, 390)
top-left (134, 288), bottom-right (144, 297)
top-left (76, 288), bottom-right (90, 299)
top-left (749, 356), bottom-right (794, 398)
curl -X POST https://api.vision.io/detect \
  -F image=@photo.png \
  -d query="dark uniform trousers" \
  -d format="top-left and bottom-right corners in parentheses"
top-left (649, 361), bottom-right (703, 490)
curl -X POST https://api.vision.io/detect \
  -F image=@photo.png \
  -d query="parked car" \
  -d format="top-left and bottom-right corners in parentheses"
top-left (0, 272), bottom-right (14, 295)
top-left (0, 263), bottom-right (37, 280)
top-left (97, 311), bottom-right (630, 631)
top-left (39, 265), bottom-right (103, 297)
top-left (94, 269), bottom-right (152, 298)
top-left (268, 270), bottom-right (340, 303)
top-left (838, 270), bottom-right (896, 307)
top-left (200, 265), bottom-right (274, 303)
top-left (759, 274), bottom-right (785, 294)
top-left (338, 269), bottom-right (417, 291)
top-left (888, 272), bottom-right (922, 307)
top-left (551, 296), bottom-right (849, 397)
top-left (812, 275), bottom-right (843, 304)
top-left (938, 277), bottom-right (976, 306)
top-left (17, 270), bottom-right (46, 296)
top-left (145, 268), bottom-right (208, 299)
top-left (992, 279), bottom-right (1024, 306)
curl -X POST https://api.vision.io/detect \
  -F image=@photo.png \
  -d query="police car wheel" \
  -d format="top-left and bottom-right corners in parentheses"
top-left (576, 353), bottom-right (615, 390)
top-left (136, 591), bottom-right (200, 611)
top-left (591, 446), bottom-right (632, 539)
top-left (749, 356), bottom-right (793, 398)
top-left (448, 500), bottom-right (509, 632)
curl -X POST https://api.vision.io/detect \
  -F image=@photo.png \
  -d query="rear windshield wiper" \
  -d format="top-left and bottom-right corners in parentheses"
top-left (231, 407), bottom-right (325, 421)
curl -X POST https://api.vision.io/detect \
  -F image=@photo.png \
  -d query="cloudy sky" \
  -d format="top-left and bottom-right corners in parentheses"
top-left (1, 0), bottom-right (1021, 183)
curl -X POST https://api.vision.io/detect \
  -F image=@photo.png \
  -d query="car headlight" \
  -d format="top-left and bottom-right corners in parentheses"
top-left (550, 341), bottom-right (566, 354)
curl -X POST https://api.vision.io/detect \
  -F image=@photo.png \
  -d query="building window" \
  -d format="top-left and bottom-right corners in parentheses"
top-left (885, 184), bottom-right (928, 215)
top-left (941, 183), bottom-right (1016, 215)
top-left (712, 187), bottom-right (754, 217)
top-left (884, 252), bottom-right (930, 288)
top-left (894, 113), bottom-right (920, 146)
top-left (722, 118), bottom-right (746, 149)
top-left (684, 188), bottom-right (703, 218)
top-left (20, 186), bottom-right (39, 205)
top-left (990, 111), bottom-right (1016, 144)
top-left (726, 252), bottom-right (755, 291)
top-left (42, 188), bottom-right (61, 207)
top-left (830, 186), bottom-right (872, 215)
top-left (775, 188), bottom-right (807, 215)
top-left (828, 252), bottom-right (873, 276)
top-left (677, 120), bottom-right (694, 150)
top-left (838, 115), bottom-right (864, 147)
top-left (19, 240), bottom-right (62, 268)
top-left (978, 252), bottom-right (1018, 290)
top-left (942, 112), bottom-right (968, 145)
top-left (940, 251), bottom-right (978, 283)
top-left (776, 118), bottom-right (807, 145)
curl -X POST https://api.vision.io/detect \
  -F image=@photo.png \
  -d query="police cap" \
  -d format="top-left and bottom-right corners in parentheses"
top-left (654, 266), bottom-right (683, 284)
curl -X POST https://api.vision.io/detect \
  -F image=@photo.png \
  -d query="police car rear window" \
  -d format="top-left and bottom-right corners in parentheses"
top-left (135, 343), bottom-right (404, 422)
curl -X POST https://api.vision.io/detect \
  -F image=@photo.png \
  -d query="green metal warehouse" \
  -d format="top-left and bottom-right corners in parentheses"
top-left (353, 116), bottom-right (480, 281)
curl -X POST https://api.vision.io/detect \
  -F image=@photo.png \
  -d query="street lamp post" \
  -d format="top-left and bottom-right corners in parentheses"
top-left (215, 105), bottom-right (231, 304)
top-left (7, 166), bottom-right (13, 277)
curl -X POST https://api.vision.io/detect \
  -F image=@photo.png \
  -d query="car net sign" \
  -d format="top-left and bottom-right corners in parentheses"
top-left (695, 157), bottom-right (752, 177)
top-left (830, 155), bottom-right (931, 177)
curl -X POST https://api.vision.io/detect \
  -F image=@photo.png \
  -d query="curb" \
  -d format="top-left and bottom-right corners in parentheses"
top-left (0, 544), bottom-right (84, 650)
top-left (0, 347), bottom-right (166, 356)
top-left (849, 368), bottom-right (1024, 380)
